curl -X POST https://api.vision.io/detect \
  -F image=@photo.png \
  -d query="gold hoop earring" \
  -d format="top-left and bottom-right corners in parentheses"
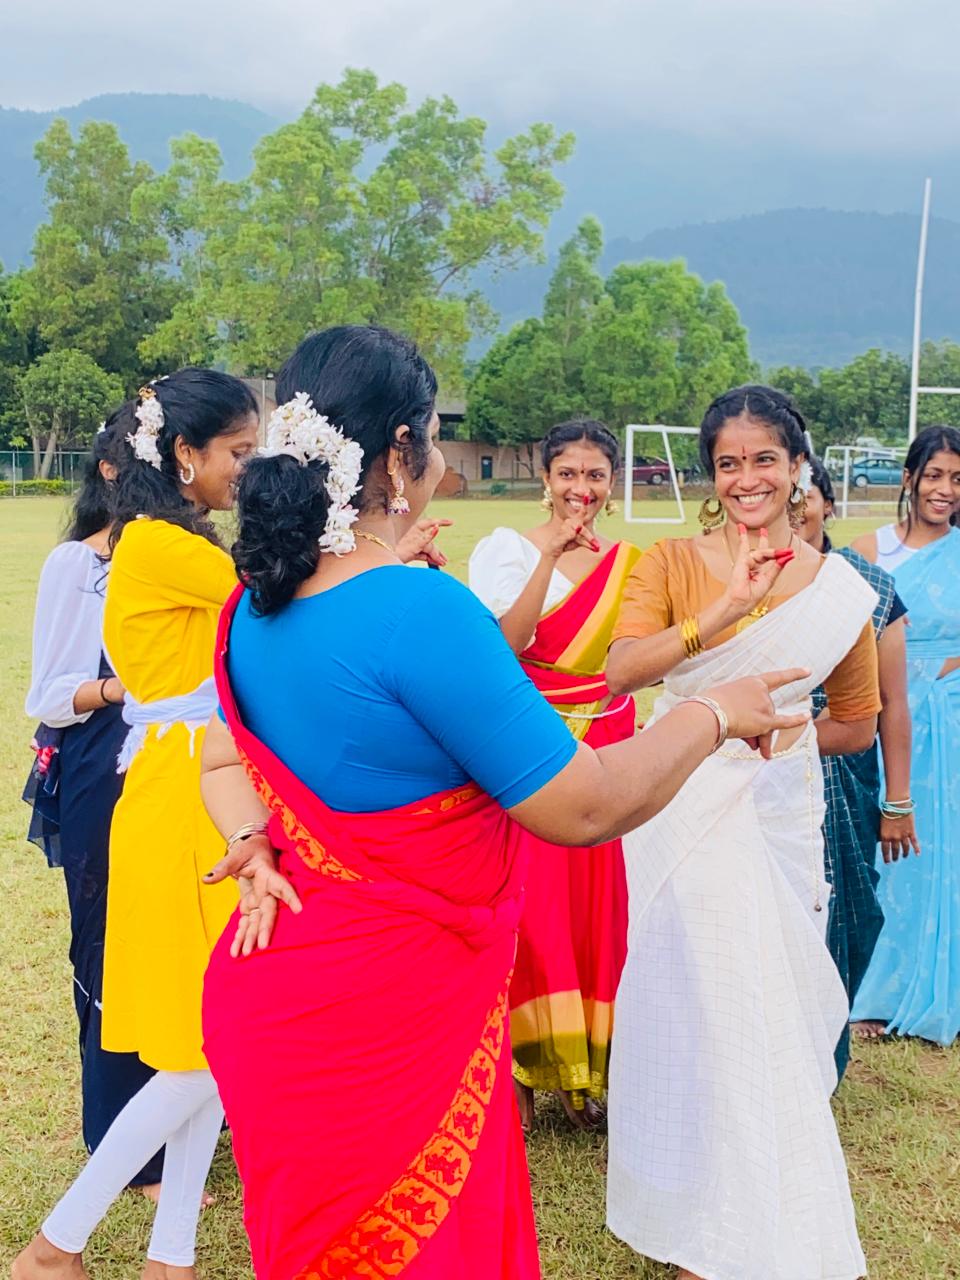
top-left (698, 494), bottom-right (725, 531)
top-left (386, 463), bottom-right (410, 516)
top-left (541, 484), bottom-right (553, 512)
top-left (787, 483), bottom-right (808, 530)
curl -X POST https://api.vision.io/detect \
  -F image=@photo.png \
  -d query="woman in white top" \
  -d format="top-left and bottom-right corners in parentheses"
top-left (23, 418), bottom-right (163, 1191)
top-left (469, 419), bottom-right (640, 1132)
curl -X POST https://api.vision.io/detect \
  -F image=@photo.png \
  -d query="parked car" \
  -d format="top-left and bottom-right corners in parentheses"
top-left (632, 455), bottom-right (672, 485)
top-left (851, 457), bottom-right (904, 488)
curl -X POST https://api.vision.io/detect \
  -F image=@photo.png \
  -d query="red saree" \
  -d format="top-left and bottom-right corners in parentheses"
top-left (510, 541), bottom-right (640, 1106)
top-left (202, 586), bottom-right (541, 1280)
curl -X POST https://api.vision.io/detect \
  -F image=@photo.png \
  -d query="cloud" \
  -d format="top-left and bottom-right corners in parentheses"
top-left (4, 0), bottom-right (960, 151)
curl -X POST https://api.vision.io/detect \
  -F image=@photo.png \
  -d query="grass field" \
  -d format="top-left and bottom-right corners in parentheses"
top-left (1, 497), bottom-right (958, 1279)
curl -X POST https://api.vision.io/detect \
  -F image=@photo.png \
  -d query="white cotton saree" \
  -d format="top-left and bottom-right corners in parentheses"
top-left (607, 553), bottom-right (876, 1280)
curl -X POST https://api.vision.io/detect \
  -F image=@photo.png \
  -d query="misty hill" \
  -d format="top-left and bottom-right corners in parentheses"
top-left (0, 93), bottom-right (280, 267)
top-left (484, 208), bottom-right (960, 368)
top-left (3, 94), bottom-right (960, 368)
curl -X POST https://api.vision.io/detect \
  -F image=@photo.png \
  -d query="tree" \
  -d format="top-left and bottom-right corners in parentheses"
top-left (20, 349), bottom-right (123, 477)
top-left (467, 220), bottom-right (753, 462)
top-left (142, 69), bottom-right (574, 387)
top-left (816, 348), bottom-right (909, 444)
top-left (0, 269), bottom-right (36, 447)
top-left (916, 340), bottom-right (960, 430)
top-left (465, 319), bottom-right (582, 475)
top-left (13, 120), bottom-right (174, 386)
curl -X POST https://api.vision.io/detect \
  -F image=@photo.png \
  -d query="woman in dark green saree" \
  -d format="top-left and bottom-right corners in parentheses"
top-left (801, 457), bottom-right (918, 1079)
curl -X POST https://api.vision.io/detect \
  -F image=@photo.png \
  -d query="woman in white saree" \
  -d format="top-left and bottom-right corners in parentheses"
top-left (604, 386), bottom-right (882, 1280)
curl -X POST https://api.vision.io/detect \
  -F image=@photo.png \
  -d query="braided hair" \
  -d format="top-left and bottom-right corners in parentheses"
top-left (699, 384), bottom-right (809, 477)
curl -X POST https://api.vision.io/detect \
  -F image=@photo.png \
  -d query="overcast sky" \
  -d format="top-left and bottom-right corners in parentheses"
top-left (4, 0), bottom-right (960, 153)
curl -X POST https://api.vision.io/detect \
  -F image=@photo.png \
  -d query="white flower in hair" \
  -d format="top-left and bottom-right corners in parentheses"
top-left (799, 458), bottom-right (814, 493)
top-left (260, 392), bottom-right (364, 555)
top-left (126, 387), bottom-right (164, 470)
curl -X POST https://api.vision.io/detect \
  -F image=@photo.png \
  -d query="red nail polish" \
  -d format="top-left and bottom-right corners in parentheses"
top-left (737, 523), bottom-right (746, 535)
top-left (760, 527), bottom-right (768, 538)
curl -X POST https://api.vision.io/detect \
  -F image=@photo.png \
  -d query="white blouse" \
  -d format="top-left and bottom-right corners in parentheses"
top-left (25, 541), bottom-right (108, 729)
top-left (875, 522), bottom-right (919, 574)
top-left (468, 526), bottom-right (573, 618)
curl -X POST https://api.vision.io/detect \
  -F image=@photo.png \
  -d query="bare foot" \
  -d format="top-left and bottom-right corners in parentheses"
top-left (513, 1080), bottom-right (535, 1134)
top-left (11, 1233), bottom-right (88, 1279)
top-left (851, 1020), bottom-right (887, 1041)
top-left (138, 1184), bottom-right (215, 1209)
top-left (554, 1089), bottom-right (606, 1132)
top-left (140, 1263), bottom-right (196, 1280)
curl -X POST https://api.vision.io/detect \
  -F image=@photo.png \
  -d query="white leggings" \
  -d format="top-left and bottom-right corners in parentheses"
top-left (43, 1068), bottom-right (223, 1267)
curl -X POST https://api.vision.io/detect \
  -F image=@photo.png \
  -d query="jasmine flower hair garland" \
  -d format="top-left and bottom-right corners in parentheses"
top-left (259, 393), bottom-right (364, 556)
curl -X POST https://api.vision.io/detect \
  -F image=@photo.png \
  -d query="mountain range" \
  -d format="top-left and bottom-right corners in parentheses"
top-left (3, 92), bottom-right (959, 369)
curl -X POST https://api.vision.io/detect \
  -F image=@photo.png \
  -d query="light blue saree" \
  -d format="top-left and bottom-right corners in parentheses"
top-left (852, 527), bottom-right (960, 1044)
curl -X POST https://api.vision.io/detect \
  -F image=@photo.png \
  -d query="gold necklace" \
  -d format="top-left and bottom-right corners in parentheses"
top-left (355, 529), bottom-right (396, 555)
top-left (724, 527), bottom-right (795, 633)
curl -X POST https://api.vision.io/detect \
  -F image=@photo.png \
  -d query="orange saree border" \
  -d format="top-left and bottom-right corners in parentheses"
top-left (298, 988), bottom-right (508, 1279)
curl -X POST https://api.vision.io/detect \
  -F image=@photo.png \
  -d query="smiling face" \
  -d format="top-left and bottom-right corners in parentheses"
top-left (907, 447), bottom-right (960, 528)
top-left (710, 414), bottom-right (801, 531)
top-left (544, 440), bottom-right (615, 524)
top-left (177, 411), bottom-right (260, 511)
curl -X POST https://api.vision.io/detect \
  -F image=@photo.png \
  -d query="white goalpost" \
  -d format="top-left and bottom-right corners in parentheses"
top-left (623, 424), bottom-right (700, 524)
top-left (823, 444), bottom-right (907, 521)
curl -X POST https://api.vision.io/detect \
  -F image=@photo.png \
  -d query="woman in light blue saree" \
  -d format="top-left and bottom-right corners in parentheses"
top-left (851, 425), bottom-right (960, 1045)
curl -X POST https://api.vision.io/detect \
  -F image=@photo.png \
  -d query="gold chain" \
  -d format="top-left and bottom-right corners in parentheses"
top-left (355, 529), bottom-right (396, 555)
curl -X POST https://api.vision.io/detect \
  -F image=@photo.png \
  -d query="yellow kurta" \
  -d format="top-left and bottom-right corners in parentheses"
top-left (102, 518), bottom-right (238, 1071)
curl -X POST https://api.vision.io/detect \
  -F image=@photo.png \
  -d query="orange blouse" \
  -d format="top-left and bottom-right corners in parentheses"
top-left (611, 537), bottom-right (882, 723)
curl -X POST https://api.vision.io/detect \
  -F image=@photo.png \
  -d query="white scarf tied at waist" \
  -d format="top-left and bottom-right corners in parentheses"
top-left (116, 675), bottom-right (219, 774)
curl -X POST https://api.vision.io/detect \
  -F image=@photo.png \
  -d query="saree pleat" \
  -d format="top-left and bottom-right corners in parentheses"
top-left (203, 586), bottom-right (540, 1280)
top-left (509, 543), bottom-right (638, 1103)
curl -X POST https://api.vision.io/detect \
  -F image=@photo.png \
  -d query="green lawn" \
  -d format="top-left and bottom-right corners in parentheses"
top-left (1, 498), bottom-right (957, 1278)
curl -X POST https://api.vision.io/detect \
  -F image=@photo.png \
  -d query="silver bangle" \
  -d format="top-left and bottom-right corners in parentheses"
top-left (678, 695), bottom-right (728, 754)
top-left (225, 821), bottom-right (269, 851)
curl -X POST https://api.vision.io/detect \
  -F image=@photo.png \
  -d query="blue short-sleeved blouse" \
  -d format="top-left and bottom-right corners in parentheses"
top-left (226, 567), bottom-right (577, 814)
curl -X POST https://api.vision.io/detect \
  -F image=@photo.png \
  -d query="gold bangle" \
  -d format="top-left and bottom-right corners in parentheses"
top-left (679, 615), bottom-right (703, 659)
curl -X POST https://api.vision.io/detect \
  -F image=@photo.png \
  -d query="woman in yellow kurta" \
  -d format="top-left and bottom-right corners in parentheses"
top-left (101, 515), bottom-right (239, 1070)
top-left (15, 369), bottom-right (260, 1280)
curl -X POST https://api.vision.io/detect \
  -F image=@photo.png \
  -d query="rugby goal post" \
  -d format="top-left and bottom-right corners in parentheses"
top-left (623, 424), bottom-right (700, 524)
top-left (909, 178), bottom-right (960, 441)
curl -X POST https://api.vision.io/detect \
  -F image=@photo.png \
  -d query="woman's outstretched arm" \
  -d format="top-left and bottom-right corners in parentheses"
top-left (508, 668), bottom-right (810, 845)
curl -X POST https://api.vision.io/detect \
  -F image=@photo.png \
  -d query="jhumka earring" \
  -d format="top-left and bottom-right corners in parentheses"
top-left (386, 464), bottom-right (411, 516)
top-left (541, 484), bottom-right (554, 511)
top-left (604, 494), bottom-right (619, 516)
top-left (698, 494), bottom-right (725, 531)
top-left (787, 482), bottom-right (808, 530)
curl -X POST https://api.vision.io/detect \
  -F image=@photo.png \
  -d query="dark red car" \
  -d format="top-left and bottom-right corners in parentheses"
top-left (632, 455), bottom-right (672, 486)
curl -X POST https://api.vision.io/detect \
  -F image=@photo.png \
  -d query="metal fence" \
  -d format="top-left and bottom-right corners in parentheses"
top-left (0, 451), bottom-right (91, 494)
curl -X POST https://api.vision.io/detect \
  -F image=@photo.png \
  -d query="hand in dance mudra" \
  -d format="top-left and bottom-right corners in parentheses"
top-left (725, 522), bottom-right (795, 618)
top-left (205, 833), bottom-right (302, 957)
